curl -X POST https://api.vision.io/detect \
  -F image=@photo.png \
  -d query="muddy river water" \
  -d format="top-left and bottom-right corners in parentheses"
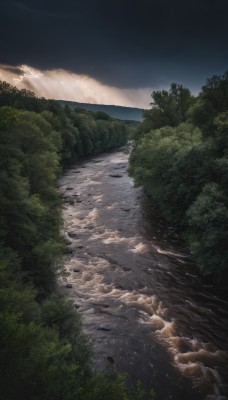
top-left (59, 149), bottom-right (228, 400)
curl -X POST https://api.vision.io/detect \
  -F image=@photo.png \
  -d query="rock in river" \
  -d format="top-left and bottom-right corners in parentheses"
top-left (109, 174), bottom-right (123, 178)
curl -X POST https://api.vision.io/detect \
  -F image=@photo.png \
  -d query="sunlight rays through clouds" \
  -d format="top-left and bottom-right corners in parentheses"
top-left (0, 64), bottom-right (152, 108)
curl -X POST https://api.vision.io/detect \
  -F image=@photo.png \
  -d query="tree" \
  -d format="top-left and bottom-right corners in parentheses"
top-left (140, 83), bottom-right (194, 133)
top-left (187, 183), bottom-right (228, 280)
top-left (189, 70), bottom-right (228, 137)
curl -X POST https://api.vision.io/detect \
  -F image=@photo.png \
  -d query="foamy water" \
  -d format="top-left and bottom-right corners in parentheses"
top-left (59, 150), bottom-right (228, 400)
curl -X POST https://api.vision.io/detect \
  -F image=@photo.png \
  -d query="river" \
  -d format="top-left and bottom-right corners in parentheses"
top-left (59, 148), bottom-right (228, 400)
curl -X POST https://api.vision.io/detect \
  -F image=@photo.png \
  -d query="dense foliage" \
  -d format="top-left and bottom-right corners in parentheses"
top-left (129, 72), bottom-right (228, 282)
top-left (0, 82), bottom-right (147, 399)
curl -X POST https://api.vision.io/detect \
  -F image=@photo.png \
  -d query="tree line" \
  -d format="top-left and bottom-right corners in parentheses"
top-left (129, 72), bottom-right (228, 283)
top-left (0, 82), bottom-right (152, 399)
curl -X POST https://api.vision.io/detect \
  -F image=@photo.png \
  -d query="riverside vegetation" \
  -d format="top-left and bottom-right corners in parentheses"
top-left (129, 71), bottom-right (228, 284)
top-left (1, 70), bottom-right (227, 399)
top-left (0, 82), bottom-right (154, 400)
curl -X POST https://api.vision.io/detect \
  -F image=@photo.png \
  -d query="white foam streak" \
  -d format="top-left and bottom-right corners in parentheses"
top-left (89, 228), bottom-right (136, 246)
top-left (93, 194), bottom-right (103, 203)
top-left (129, 242), bottom-right (148, 253)
top-left (155, 246), bottom-right (187, 258)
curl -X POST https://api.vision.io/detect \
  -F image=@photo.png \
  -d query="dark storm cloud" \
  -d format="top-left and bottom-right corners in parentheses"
top-left (0, 65), bottom-right (22, 75)
top-left (0, 0), bottom-right (228, 90)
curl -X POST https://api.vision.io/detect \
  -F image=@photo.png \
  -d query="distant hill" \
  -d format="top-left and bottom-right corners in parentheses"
top-left (59, 100), bottom-right (144, 122)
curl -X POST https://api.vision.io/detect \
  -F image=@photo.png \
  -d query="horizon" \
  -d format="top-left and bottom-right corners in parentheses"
top-left (1, 1), bottom-right (228, 108)
top-left (0, 62), bottom-right (213, 109)
top-left (60, 99), bottom-right (145, 110)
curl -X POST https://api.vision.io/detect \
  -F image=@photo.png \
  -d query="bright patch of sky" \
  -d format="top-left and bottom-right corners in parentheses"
top-left (0, 64), bottom-right (153, 108)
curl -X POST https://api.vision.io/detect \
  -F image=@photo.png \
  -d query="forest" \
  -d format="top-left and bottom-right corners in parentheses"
top-left (0, 82), bottom-right (149, 400)
top-left (129, 71), bottom-right (228, 283)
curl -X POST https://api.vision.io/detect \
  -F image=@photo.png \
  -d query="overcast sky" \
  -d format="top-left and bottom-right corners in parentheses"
top-left (0, 0), bottom-right (228, 107)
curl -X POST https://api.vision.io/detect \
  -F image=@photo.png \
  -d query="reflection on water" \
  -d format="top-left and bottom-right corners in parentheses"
top-left (59, 150), bottom-right (228, 400)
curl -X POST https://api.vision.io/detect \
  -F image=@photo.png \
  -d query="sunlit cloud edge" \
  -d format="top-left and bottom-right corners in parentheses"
top-left (0, 64), bottom-right (153, 109)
